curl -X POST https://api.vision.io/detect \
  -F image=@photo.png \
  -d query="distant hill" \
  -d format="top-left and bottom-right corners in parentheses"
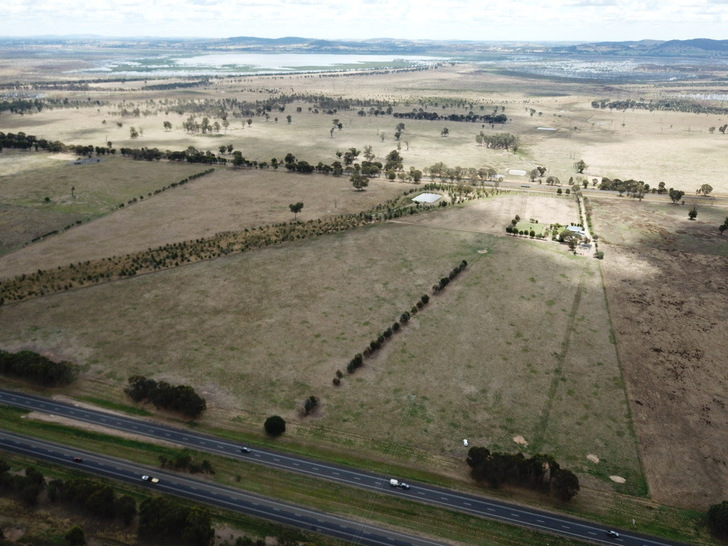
top-left (2, 36), bottom-right (727, 58)
top-left (555, 38), bottom-right (728, 57)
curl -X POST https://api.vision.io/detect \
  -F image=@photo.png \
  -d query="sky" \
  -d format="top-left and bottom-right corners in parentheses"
top-left (3, 0), bottom-right (728, 43)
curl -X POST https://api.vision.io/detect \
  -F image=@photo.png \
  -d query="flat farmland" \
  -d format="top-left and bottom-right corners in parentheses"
top-left (0, 154), bottom-right (209, 255)
top-left (0, 193), bottom-right (644, 498)
top-left (2, 50), bottom-right (728, 537)
top-left (2, 65), bottom-right (728, 196)
top-left (0, 161), bottom-right (410, 277)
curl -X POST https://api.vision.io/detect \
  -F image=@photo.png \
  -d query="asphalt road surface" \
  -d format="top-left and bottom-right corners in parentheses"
top-left (0, 389), bottom-right (688, 546)
top-left (0, 429), bottom-right (445, 546)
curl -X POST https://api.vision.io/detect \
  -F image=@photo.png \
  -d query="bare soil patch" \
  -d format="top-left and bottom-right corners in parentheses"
top-left (600, 245), bottom-right (728, 508)
top-left (591, 195), bottom-right (728, 256)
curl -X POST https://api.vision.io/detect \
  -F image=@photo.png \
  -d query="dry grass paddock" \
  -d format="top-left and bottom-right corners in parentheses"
top-left (1, 55), bottom-right (728, 515)
top-left (0, 193), bottom-right (644, 499)
top-left (0, 159), bottom-right (409, 276)
top-left (2, 64), bottom-right (727, 197)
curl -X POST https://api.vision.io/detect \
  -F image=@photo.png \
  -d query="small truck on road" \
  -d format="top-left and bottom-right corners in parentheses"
top-left (389, 479), bottom-right (410, 489)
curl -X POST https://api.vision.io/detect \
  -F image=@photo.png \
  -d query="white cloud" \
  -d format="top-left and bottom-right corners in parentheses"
top-left (1, 0), bottom-right (727, 40)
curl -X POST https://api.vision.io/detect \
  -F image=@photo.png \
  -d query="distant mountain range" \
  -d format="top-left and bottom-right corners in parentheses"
top-left (2, 36), bottom-right (728, 58)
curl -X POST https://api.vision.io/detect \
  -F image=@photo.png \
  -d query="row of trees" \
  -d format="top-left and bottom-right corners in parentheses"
top-left (0, 349), bottom-right (79, 386)
top-left (0, 131), bottom-right (64, 152)
top-left (124, 375), bottom-right (207, 418)
top-left (393, 110), bottom-right (507, 124)
top-left (335, 260), bottom-right (467, 385)
top-left (591, 98), bottom-right (728, 116)
top-left (425, 163), bottom-right (497, 185)
top-left (0, 212), bottom-right (377, 304)
top-left (117, 168), bottom-right (215, 209)
top-left (466, 447), bottom-right (580, 501)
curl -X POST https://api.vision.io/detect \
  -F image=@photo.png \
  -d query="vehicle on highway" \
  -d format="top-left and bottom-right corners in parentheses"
top-left (606, 530), bottom-right (620, 538)
top-left (142, 475), bottom-right (160, 484)
top-left (240, 446), bottom-right (251, 453)
top-left (389, 479), bottom-right (410, 489)
top-left (73, 456), bottom-right (83, 463)
top-left (399, 482), bottom-right (411, 490)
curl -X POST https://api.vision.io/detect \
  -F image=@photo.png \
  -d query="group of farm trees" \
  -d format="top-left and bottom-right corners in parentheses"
top-left (48, 476), bottom-right (138, 525)
top-left (0, 462), bottom-right (48, 507)
top-left (475, 132), bottom-right (519, 151)
top-left (0, 131), bottom-right (64, 152)
top-left (139, 496), bottom-right (215, 545)
top-left (466, 447), bottom-right (580, 501)
top-left (159, 449), bottom-right (214, 475)
top-left (124, 375), bottom-right (207, 418)
top-left (0, 349), bottom-right (79, 386)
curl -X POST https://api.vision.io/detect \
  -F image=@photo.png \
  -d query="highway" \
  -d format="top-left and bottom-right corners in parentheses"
top-left (0, 429), bottom-right (444, 546)
top-left (0, 389), bottom-right (687, 546)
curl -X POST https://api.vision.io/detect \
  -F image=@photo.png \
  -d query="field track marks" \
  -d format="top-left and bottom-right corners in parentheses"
top-left (530, 264), bottom-right (587, 451)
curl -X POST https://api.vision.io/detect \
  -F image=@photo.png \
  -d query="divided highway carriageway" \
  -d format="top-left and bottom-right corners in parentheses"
top-left (0, 389), bottom-right (686, 546)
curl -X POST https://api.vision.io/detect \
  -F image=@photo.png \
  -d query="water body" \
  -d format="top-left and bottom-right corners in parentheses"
top-left (81, 53), bottom-right (446, 76)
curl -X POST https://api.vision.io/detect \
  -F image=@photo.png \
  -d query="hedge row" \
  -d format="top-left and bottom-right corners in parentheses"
top-left (334, 260), bottom-right (467, 385)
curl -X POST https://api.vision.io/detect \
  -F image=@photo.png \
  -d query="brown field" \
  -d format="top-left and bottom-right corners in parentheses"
top-left (1, 50), bottom-right (728, 534)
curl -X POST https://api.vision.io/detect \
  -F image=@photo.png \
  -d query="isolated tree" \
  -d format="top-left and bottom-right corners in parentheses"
top-left (384, 149), bottom-right (403, 171)
top-left (573, 159), bottom-right (587, 173)
top-left (668, 188), bottom-right (685, 204)
top-left (129, 127), bottom-right (139, 139)
top-left (688, 205), bottom-right (698, 220)
top-left (343, 147), bottom-right (360, 166)
top-left (699, 183), bottom-right (713, 196)
top-left (264, 415), bottom-right (286, 437)
top-left (289, 202), bottom-right (304, 220)
top-left (708, 501), bottom-right (728, 539)
top-left (351, 173), bottom-right (369, 191)
top-left (286, 115), bottom-right (292, 124)
top-left (163, 121), bottom-right (172, 131)
top-left (719, 217), bottom-right (728, 235)
top-left (363, 145), bottom-right (375, 161)
top-left (303, 395), bottom-right (319, 415)
top-left (441, 127), bottom-right (449, 137)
